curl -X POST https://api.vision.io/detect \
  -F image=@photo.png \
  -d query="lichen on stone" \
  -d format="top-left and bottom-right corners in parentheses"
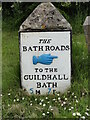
top-left (19, 2), bottom-right (72, 31)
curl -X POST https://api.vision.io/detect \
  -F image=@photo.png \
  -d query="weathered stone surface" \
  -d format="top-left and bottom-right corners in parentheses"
top-left (19, 2), bottom-right (72, 31)
top-left (83, 16), bottom-right (90, 35)
top-left (83, 16), bottom-right (90, 52)
top-left (83, 16), bottom-right (90, 26)
top-left (85, 34), bottom-right (90, 44)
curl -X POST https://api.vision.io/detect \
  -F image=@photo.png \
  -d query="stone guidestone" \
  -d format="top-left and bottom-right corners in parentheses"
top-left (83, 16), bottom-right (90, 52)
top-left (19, 2), bottom-right (72, 32)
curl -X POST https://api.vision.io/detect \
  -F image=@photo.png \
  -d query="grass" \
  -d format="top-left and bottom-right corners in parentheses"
top-left (2, 27), bottom-right (89, 119)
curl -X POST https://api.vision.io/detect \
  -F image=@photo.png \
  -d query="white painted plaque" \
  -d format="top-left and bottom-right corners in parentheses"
top-left (20, 31), bottom-right (71, 94)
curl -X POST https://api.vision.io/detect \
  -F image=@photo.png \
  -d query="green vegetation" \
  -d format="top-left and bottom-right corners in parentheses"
top-left (2, 2), bottom-right (89, 33)
top-left (2, 29), bottom-right (89, 118)
top-left (2, 2), bottom-right (89, 119)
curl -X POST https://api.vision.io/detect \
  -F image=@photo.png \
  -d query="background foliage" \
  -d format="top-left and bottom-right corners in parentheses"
top-left (2, 2), bottom-right (89, 33)
top-left (2, 2), bottom-right (89, 119)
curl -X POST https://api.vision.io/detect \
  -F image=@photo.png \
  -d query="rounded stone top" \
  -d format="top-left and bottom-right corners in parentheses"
top-left (83, 16), bottom-right (90, 35)
top-left (19, 2), bottom-right (72, 32)
top-left (83, 16), bottom-right (90, 26)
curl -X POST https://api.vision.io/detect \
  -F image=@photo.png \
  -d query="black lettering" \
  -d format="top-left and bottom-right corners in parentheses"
top-left (54, 68), bottom-right (57, 72)
top-left (35, 68), bottom-right (38, 72)
top-left (33, 46), bottom-right (38, 51)
top-left (43, 39), bottom-right (47, 43)
top-left (23, 46), bottom-right (27, 51)
top-left (42, 75), bottom-right (46, 80)
top-left (47, 39), bottom-right (51, 43)
top-left (28, 46), bottom-right (33, 51)
top-left (45, 46), bottom-right (50, 51)
top-left (66, 45), bottom-right (70, 50)
top-left (37, 82), bottom-right (41, 88)
top-left (39, 46), bottom-right (43, 51)
top-left (52, 82), bottom-right (57, 88)
top-left (29, 75), bottom-right (33, 80)
top-left (44, 68), bottom-right (48, 72)
top-left (55, 46), bottom-right (60, 51)
top-left (49, 68), bottom-right (53, 72)
top-left (39, 68), bottom-right (43, 72)
top-left (61, 45), bottom-right (66, 51)
top-left (24, 75), bottom-right (28, 80)
top-left (34, 75), bottom-right (36, 80)
top-left (37, 75), bottom-right (41, 80)
top-left (47, 75), bottom-right (51, 80)
top-left (50, 46), bottom-right (55, 51)
top-left (47, 82), bottom-right (51, 87)
top-left (36, 90), bottom-right (40, 94)
top-left (58, 75), bottom-right (63, 80)
top-left (64, 74), bottom-right (68, 80)
top-left (42, 83), bottom-right (47, 88)
top-left (39, 39), bottom-right (43, 43)
top-left (52, 75), bottom-right (57, 80)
